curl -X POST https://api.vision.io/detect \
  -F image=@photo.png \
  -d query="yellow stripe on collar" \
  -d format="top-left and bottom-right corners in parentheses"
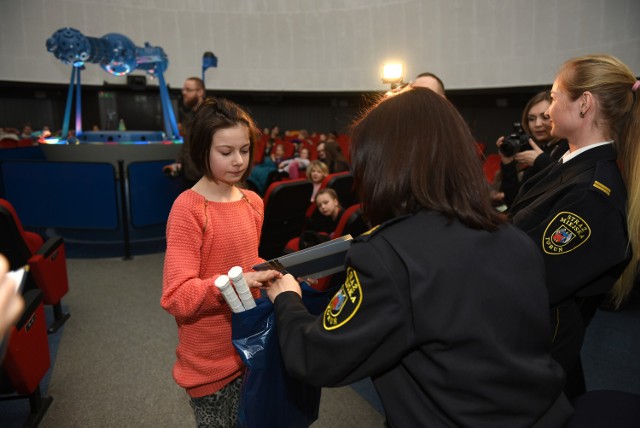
top-left (593, 181), bottom-right (611, 196)
top-left (361, 225), bottom-right (380, 236)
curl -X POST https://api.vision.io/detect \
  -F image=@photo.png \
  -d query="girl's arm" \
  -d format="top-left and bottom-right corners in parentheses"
top-left (161, 200), bottom-right (221, 318)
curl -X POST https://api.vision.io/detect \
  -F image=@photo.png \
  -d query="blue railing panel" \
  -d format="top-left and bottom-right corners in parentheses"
top-left (1, 160), bottom-right (119, 229)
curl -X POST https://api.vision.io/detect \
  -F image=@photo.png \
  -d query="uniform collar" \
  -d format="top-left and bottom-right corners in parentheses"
top-left (561, 141), bottom-right (614, 164)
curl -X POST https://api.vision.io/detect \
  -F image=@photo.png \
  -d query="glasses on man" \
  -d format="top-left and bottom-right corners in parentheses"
top-left (182, 88), bottom-right (198, 94)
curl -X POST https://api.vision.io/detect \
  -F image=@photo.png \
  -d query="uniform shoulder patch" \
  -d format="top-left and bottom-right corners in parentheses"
top-left (323, 267), bottom-right (363, 330)
top-left (542, 211), bottom-right (591, 255)
top-left (592, 180), bottom-right (611, 196)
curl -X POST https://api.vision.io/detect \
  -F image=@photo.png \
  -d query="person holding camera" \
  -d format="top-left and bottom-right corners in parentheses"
top-left (496, 91), bottom-right (569, 208)
top-left (509, 54), bottom-right (639, 399)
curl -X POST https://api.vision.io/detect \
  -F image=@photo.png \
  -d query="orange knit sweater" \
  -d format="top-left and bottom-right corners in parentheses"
top-left (161, 189), bottom-right (263, 398)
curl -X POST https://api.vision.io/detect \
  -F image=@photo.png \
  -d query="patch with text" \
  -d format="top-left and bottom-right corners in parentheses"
top-left (323, 267), bottom-right (363, 330)
top-left (542, 211), bottom-right (591, 255)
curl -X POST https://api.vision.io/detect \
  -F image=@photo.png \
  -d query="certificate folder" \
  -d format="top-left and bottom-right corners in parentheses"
top-left (254, 235), bottom-right (352, 279)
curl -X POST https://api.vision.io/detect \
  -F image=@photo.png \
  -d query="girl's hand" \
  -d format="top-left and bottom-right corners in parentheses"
top-left (244, 270), bottom-right (283, 289)
top-left (514, 139), bottom-right (543, 167)
top-left (266, 274), bottom-right (302, 302)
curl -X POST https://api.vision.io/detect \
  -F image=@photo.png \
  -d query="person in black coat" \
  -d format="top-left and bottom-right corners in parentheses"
top-left (264, 88), bottom-right (573, 427)
top-left (497, 91), bottom-right (569, 207)
top-left (510, 54), bottom-right (640, 399)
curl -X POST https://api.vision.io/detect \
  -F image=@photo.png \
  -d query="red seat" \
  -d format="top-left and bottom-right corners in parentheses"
top-left (312, 204), bottom-right (369, 291)
top-left (336, 135), bottom-right (351, 162)
top-left (0, 289), bottom-right (53, 426)
top-left (0, 198), bottom-right (70, 333)
top-left (483, 154), bottom-right (502, 184)
top-left (0, 138), bottom-right (19, 148)
top-left (321, 172), bottom-right (357, 208)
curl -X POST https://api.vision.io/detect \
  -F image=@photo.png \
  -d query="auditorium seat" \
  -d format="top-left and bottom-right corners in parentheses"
top-left (259, 179), bottom-right (313, 260)
top-left (0, 198), bottom-right (70, 333)
top-left (336, 134), bottom-right (351, 162)
top-left (321, 171), bottom-right (357, 208)
top-left (0, 138), bottom-right (19, 149)
top-left (0, 289), bottom-right (53, 427)
top-left (482, 154), bottom-right (502, 184)
top-left (311, 204), bottom-right (369, 291)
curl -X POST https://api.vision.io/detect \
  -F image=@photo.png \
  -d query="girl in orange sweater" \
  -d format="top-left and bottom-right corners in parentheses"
top-left (161, 98), bottom-right (281, 427)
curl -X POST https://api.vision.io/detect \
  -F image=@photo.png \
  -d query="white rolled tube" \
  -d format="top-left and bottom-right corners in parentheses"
top-left (214, 275), bottom-right (244, 313)
top-left (228, 266), bottom-right (256, 310)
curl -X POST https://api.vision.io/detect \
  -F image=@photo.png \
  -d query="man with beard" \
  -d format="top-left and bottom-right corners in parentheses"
top-left (164, 77), bottom-right (206, 184)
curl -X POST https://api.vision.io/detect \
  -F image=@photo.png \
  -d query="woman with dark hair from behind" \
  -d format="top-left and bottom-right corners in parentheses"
top-left (497, 91), bottom-right (569, 207)
top-left (262, 87), bottom-right (572, 427)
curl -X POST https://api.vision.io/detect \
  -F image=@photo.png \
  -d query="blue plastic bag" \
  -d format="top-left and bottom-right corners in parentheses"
top-left (231, 282), bottom-right (336, 428)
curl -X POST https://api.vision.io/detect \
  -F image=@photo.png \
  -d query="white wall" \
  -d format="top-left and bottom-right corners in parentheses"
top-left (0, 0), bottom-right (638, 91)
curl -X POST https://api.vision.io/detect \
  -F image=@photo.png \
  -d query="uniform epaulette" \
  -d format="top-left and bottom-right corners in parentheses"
top-left (590, 161), bottom-right (618, 197)
top-left (592, 180), bottom-right (611, 196)
top-left (354, 225), bottom-right (380, 242)
top-left (354, 214), bottom-right (411, 242)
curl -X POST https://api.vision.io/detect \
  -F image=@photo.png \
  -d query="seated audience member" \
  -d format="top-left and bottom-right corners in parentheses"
top-left (264, 87), bottom-right (572, 427)
top-left (248, 143), bottom-right (288, 195)
top-left (316, 140), bottom-right (349, 173)
top-left (279, 147), bottom-right (310, 179)
top-left (20, 123), bottom-right (33, 140)
top-left (289, 129), bottom-right (312, 157)
top-left (306, 160), bottom-right (329, 203)
top-left (309, 188), bottom-right (344, 234)
top-left (288, 188), bottom-right (345, 251)
top-left (0, 128), bottom-right (19, 142)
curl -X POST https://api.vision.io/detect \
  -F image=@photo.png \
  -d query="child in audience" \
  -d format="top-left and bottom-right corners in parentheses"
top-left (278, 147), bottom-right (310, 179)
top-left (306, 160), bottom-right (329, 203)
top-left (298, 189), bottom-right (345, 250)
top-left (310, 188), bottom-right (344, 235)
top-left (161, 97), bottom-right (281, 428)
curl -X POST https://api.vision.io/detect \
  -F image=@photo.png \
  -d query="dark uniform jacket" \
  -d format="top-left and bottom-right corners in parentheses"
top-left (501, 139), bottom-right (569, 208)
top-left (273, 210), bottom-right (572, 428)
top-left (510, 143), bottom-right (630, 306)
top-left (509, 144), bottom-right (630, 398)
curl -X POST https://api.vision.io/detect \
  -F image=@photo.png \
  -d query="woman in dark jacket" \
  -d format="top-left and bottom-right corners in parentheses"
top-left (497, 91), bottom-right (569, 207)
top-left (510, 54), bottom-right (639, 399)
top-left (264, 87), bottom-right (572, 427)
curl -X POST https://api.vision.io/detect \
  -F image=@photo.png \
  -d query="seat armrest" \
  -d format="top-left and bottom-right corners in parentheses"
top-left (16, 289), bottom-right (44, 330)
top-left (35, 236), bottom-right (63, 259)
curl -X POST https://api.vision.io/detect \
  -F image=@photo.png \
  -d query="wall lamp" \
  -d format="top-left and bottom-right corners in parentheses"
top-left (381, 62), bottom-right (405, 90)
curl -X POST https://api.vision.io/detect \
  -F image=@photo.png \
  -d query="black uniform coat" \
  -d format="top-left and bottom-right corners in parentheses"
top-left (273, 210), bottom-right (572, 428)
top-left (510, 144), bottom-right (629, 306)
top-left (509, 144), bottom-right (630, 395)
top-left (501, 139), bottom-right (569, 208)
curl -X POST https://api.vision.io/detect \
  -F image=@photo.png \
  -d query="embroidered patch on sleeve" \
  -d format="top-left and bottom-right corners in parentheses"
top-left (542, 211), bottom-right (591, 255)
top-left (323, 267), bottom-right (363, 330)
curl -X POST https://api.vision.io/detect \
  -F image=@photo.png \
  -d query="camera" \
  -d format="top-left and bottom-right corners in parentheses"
top-left (499, 122), bottom-right (531, 157)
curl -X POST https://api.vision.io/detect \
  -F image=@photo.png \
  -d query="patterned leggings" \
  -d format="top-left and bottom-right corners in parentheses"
top-left (189, 377), bottom-right (243, 428)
